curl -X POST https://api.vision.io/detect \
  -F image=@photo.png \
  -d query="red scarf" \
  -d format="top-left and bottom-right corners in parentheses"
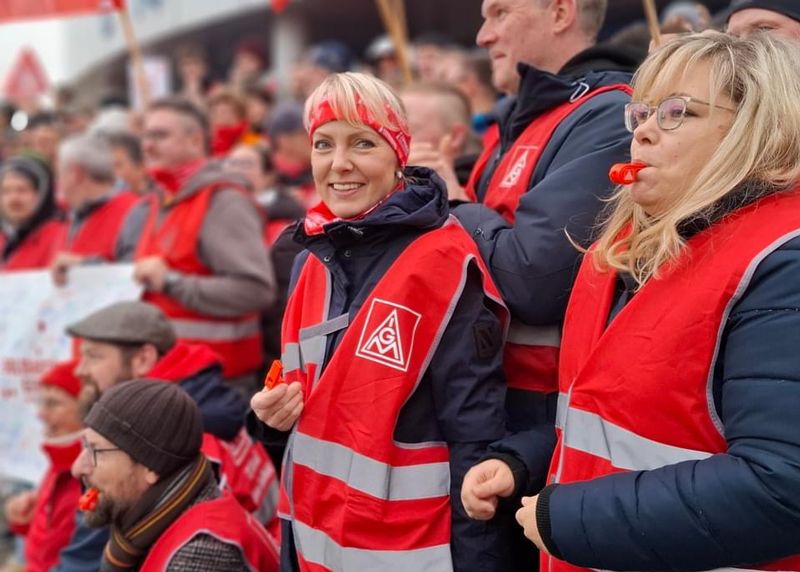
top-left (303, 182), bottom-right (402, 236)
top-left (212, 122), bottom-right (248, 157)
top-left (148, 159), bottom-right (207, 198)
top-left (42, 436), bottom-right (82, 472)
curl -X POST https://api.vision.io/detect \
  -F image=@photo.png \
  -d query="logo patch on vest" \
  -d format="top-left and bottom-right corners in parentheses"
top-left (499, 145), bottom-right (538, 188)
top-left (356, 299), bottom-right (421, 372)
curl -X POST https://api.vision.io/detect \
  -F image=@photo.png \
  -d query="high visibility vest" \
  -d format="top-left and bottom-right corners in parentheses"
top-left (135, 185), bottom-right (263, 378)
top-left (546, 190), bottom-right (800, 572)
top-left (201, 428), bottom-right (279, 529)
top-left (66, 191), bottom-right (139, 260)
top-left (279, 216), bottom-right (507, 572)
top-left (140, 494), bottom-right (279, 572)
top-left (465, 84), bottom-right (632, 395)
top-left (0, 219), bottom-right (65, 271)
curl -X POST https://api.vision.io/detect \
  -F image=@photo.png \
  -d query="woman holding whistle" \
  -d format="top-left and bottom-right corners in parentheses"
top-left (464, 32), bottom-right (800, 572)
top-left (251, 72), bottom-right (512, 572)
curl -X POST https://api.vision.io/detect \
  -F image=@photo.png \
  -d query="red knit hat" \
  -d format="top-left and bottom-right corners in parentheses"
top-left (41, 360), bottom-right (81, 398)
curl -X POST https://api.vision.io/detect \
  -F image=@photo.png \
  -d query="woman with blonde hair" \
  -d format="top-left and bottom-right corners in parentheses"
top-left (467, 31), bottom-right (800, 571)
top-left (250, 72), bottom-right (513, 571)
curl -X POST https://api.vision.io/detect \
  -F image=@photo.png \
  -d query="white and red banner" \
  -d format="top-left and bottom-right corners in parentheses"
top-left (0, 0), bottom-right (123, 24)
top-left (0, 264), bottom-right (140, 484)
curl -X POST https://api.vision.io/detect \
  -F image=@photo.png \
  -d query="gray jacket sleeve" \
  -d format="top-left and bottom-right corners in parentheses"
top-left (453, 91), bottom-right (631, 325)
top-left (166, 189), bottom-right (276, 317)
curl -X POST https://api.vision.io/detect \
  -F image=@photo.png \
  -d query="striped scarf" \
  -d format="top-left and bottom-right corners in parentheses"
top-left (100, 454), bottom-right (215, 572)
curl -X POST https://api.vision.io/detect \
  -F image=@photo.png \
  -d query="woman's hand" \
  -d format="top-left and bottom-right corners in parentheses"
top-left (250, 381), bottom-right (304, 431)
top-left (461, 459), bottom-right (515, 520)
top-left (516, 495), bottom-right (550, 553)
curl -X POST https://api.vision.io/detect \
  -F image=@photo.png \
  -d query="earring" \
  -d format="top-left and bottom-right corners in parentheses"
top-left (395, 170), bottom-right (403, 180)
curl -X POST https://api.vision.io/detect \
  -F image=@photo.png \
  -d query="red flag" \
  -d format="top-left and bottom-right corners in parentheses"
top-left (0, 0), bottom-right (123, 24)
top-left (272, 0), bottom-right (290, 13)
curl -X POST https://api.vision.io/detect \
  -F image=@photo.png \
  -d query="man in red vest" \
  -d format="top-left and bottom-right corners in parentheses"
top-left (118, 98), bottom-right (276, 392)
top-left (50, 133), bottom-right (139, 284)
top-left (457, 0), bottom-right (635, 562)
top-left (75, 379), bottom-right (278, 571)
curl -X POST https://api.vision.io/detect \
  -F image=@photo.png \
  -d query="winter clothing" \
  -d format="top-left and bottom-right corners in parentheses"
top-left (0, 156), bottom-right (64, 271)
top-left (9, 439), bottom-right (82, 572)
top-left (84, 380), bottom-right (202, 477)
top-left (257, 167), bottom-right (512, 571)
top-left (119, 161), bottom-right (276, 378)
top-left (536, 188), bottom-right (800, 571)
top-left (728, 0), bottom-right (800, 22)
top-left (40, 360), bottom-right (81, 398)
top-left (63, 190), bottom-right (139, 261)
top-left (67, 301), bottom-right (177, 354)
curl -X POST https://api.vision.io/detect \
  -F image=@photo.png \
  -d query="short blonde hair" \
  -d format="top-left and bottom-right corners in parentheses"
top-left (593, 31), bottom-right (800, 286)
top-left (303, 72), bottom-right (407, 134)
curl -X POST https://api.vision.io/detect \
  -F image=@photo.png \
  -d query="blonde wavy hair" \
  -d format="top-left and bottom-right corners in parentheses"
top-left (593, 31), bottom-right (800, 287)
top-left (303, 71), bottom-right (408, 134)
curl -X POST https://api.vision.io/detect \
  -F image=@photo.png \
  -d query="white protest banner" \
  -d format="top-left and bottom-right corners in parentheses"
top-left (0, 264), bottom-right (141, 484)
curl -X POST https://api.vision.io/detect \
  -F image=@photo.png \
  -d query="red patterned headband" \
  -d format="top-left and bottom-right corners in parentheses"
top-left (307, 96), bottom-right (410, 168)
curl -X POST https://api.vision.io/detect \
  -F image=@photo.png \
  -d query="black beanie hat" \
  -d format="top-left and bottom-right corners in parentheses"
top-left (729, 0), bottom-right (800, 23)
top-left (84, 379), bottom-right (203, 476)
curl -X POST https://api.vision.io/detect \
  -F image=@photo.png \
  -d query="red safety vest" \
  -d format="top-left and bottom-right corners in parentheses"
top-left (278, 216), bottom-right (506, 571)
top-left (464, 84), bottom-right (632, 395)
top-left (66, 191), bottom-right (139, 260)
top-left (140, 493), bottom-right (279, 572)
top-left (201, 428), bottom-right (279, 528)
top-left (545, 190), bottom-right (800, 572)
top-left (0, 219), bottom-right (65, 271)
top-left (135, 186), bottom-right (263, 378)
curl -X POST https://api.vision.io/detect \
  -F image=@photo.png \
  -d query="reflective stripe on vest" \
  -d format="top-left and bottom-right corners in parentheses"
top-left (171, 316), bottom-right (260, 341)
top-left (294, 520), bottom-right (452, 572)
top-left (507, 321), bottom-right (561, 347)
top-left (292, 431), bottom-right (450, 501)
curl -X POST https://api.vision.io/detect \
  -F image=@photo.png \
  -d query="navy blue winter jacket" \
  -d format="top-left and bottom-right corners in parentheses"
top-left (255, 168), bottom-right (514, 572)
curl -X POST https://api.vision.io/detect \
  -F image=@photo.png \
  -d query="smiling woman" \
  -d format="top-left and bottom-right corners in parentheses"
top-left (250, 72), bottom-right (517, 571)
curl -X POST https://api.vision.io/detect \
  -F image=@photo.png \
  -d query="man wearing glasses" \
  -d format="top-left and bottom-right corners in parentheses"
top-left (75, 380), bottom-right (278, 571)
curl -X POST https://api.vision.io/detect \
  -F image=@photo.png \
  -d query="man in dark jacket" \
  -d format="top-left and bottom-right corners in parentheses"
top-left (52, 300), bottom-right (250, 572)
top-left (457, 0), bottom-right (635, 566)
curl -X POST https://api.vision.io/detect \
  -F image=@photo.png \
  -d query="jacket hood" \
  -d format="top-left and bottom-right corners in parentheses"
top-left (295, 166), bottom-right (448, 248)
top-left (147, 341), bottom-right (222, 382)
top-left (500, 45), bottom-right (634, 147)
top-left (171, 161), bottom-right (251, 205)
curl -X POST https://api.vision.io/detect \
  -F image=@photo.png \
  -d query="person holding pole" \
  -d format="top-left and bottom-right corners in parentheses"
top-left (514, 31), bottom-right (800, 571)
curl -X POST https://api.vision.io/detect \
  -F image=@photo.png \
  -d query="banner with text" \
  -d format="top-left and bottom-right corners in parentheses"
top-left (0, 264), bottom-right (140, 484)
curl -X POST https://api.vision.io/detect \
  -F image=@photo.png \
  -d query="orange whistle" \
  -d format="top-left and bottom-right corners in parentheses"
top-left (609, 162), bottom-right (646, 185)
top-left (78, 488), bottom-right (99, 512)
top-left (264, 360), bottom-right (284, 389)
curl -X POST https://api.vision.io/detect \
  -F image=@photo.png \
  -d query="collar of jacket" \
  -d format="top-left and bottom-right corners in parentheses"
top-left (498, 44), bottom-right (635, 148)
top-left (294, 166), bottom-right (448, 251)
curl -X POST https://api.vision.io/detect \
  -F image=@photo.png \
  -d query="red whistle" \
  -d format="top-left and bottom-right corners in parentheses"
top-left (78, 488), bottom-right (99, 512)
top-left (609, 162), bottom-right (646, 185)
top-left (263, 360), bottom-right (284, 390)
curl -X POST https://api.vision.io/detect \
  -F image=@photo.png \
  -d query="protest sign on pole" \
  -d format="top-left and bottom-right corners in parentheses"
top-left (0, 264), bottom-right (141, 485)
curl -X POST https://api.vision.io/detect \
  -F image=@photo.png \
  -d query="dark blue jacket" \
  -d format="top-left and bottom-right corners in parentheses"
top-left (537, 232), bottom-right (800, 569)
top-left (257, 169), bottom-right (512, 572)
top-left (52, 359), bottom-right (246, 572)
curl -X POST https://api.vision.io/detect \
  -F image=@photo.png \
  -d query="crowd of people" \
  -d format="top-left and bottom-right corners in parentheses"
top-left (2, 0), bottom-right (800, 570)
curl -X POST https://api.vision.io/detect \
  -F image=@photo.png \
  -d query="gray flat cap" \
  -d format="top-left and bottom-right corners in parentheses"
top-left (67, 301), bottom-right (176, 353)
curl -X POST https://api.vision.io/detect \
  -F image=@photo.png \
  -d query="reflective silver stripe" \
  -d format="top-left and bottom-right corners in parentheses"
top-left (563, 406), bottom-right (712, 471)
top-left (292, 432), bottom-right (450, 501)
top-left (170, 317), bottom-right (259, 341)
top-left (506, 321), bottom-right (561, 347)
top-left (299, 335), bottom-right (326, 370)
top-left (300, 313), bottom-right (350, 340)
top-left (295, 520), bottom-right (453, 572)
top-left (282, 343), bottom-right (301, 372)
top-left (555, 392), bottom-right (569, 430)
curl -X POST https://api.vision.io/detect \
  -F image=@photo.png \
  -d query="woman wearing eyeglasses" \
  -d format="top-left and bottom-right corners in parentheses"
top-left (467, 32), bottom-right (800, 571)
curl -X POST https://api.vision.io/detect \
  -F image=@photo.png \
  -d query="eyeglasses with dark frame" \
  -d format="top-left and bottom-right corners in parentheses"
top-left (81, 437), bottom-right (121, 468)
top-left (624, 96), bottom-right (737, 133)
